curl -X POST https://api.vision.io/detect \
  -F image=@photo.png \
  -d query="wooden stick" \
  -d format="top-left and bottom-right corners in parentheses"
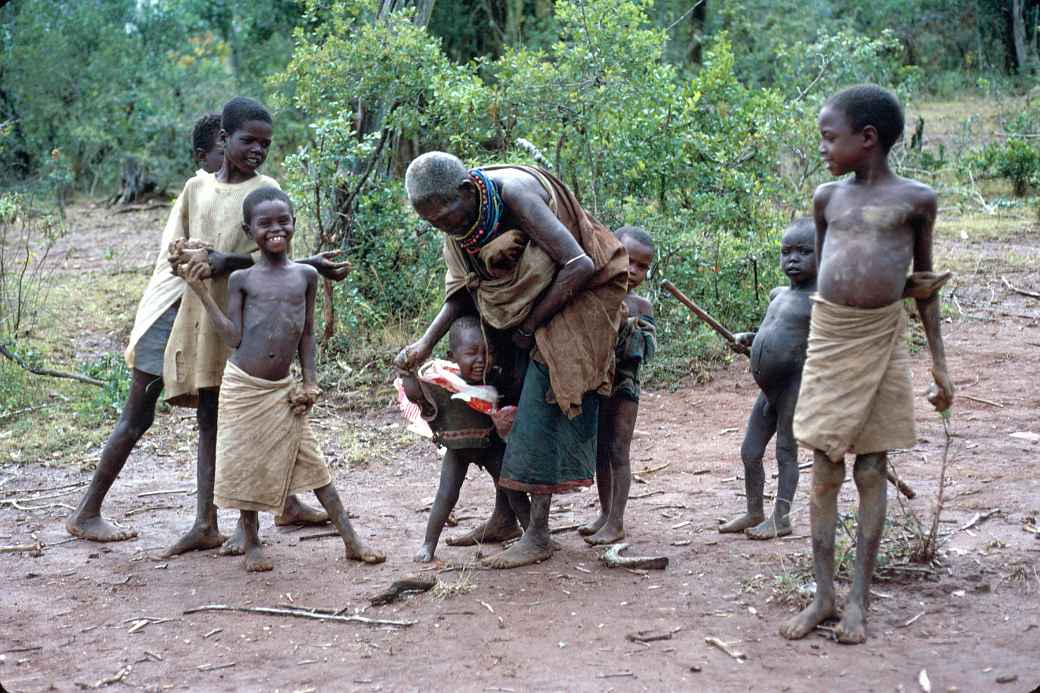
top-left (369, 575), bottom-right (437, 606)
top-left (660, 280), bottom-right (749, 354)
top-left (600, 543), bottom-right (668, 570)
top-left (1002, 275), bottom-right (1040, 300)
top-left (0, 342), bottom-right (105, 387)
top-left (183, 604), bottom-right (417, 627)
top-left (705, 636), bottom-right (747, 661)
top-left (886, 467), bottom-right (916, 499)
top-left (960, 394), bottom-right (1004, 408)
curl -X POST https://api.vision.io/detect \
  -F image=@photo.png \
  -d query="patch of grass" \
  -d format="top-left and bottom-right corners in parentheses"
top-left (334, 419), bottom-right (415, 467)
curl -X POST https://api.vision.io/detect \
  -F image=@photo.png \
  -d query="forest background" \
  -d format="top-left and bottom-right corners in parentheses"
top-left (1, 0), bottom-right (1038, 438)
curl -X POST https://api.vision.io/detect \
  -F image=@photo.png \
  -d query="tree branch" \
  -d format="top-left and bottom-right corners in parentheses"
top-left (0, 342), bottom-right (105, 387)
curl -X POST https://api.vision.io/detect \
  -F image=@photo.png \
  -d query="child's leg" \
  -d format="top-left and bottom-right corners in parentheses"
top-left (719, 393), bottom-right (774, 533)
top-left (275, 495), bottom-right (330, 526)
top-left (585, 396), bottom-right (637, 545)
top-left (162, 388), bottom-right (225, 556)
top-left (780, 450), bottom-right (842, 640)
top-left (415, 450), bottom-right (468, 562)
top-left (222, 492), bottom-right (329, 557)
top-left (482, 493), bottom-right (553, 569)
top-left (67, 369), bottom-right (163, 541)
top-left (446, 452), bottom-right (523, 547)
top-left (313, 483), bottom-right (385, 564)
top-left (240, 510), bottom-right (272, 572)
top-left (747, 388), bottom-right (799, 540)
top-left (836, 451), bottom-right (887, 644)
top-left (578, 397), bottom-right (615, 536)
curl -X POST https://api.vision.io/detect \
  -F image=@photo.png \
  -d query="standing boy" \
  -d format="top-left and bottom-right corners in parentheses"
top-left (184, 186), bottom-right (383, 571)
top-left (578, 226), bottom-right (655, 545)
top-left (66, 98), bottom-right (348, 553)
top-left (718, 217), bottom-right (816, 540)
top-left (780, 85), bottom-right (953, 644)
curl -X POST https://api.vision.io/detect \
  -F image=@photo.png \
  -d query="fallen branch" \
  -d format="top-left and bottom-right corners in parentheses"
top-left (0, 342), bottom-right (105, 387)
top-left (299, 530), bottom-right (340, 541)
top-left (626, 626), bottom-right (682, 643)
top-left (886, 466), bottom-right (916, 500)
top-left (704, 636), bottom-right (746, 662)
top-left (1002, 276), bottom-right (1040, 300)
top-left (112, 202), bottom-right (170, 215)
top-left (960, 394), bottom-right (1004, 408)
top-left (183, 604), bottom-right (416, 627)
top-left (550, 523), bottom-right (581, 535)
top-left (93, 666), bottom-right (131, 688)
top-left (600, 543), bottom-right (668, 571)
top-left (369, 574), bottom-right (437, 606)
top-left (957, 508), bottom-right (1000, 532)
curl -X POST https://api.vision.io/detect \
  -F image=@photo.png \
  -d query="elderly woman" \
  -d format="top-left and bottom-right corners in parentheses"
top-left (394, 152), bottom-right (627, 568)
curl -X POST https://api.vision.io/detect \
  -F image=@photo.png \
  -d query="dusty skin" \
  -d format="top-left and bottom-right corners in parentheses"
top-left (719, 219), bottom-right (817, 542)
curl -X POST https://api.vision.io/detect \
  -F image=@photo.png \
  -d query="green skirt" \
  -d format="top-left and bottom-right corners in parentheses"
top-left (499, 357), bottom-right (599, 495)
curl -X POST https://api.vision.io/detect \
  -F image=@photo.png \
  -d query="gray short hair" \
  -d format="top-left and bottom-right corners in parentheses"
top-left (405, 151), bottom-right (469, 206)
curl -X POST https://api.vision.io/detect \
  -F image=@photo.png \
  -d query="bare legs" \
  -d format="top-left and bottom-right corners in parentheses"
top-left (66, 368), bottom-right (163, 541)
top-left (482, 493), bottom-right (553, 569)
top-left (221, 493), bottom-right (329, 556)
top-left (719, 393), bottom-right (770, 534)
top-left (444, 450), bottom-right (525, 549)
top-left (313, 483), bottom-right (384, 564)
top-left (719, 389), bottom-right (799, 539)
top-left (162, 388), bottom-right (225, 556)
top-left (581, 397), bottom-right (635, 545)
top-left (780, 451), bottom-right (887, 644)
top-left (415, 450), bottom-right (468, 562)
top-left (239, 511), bottom-right (272, 572)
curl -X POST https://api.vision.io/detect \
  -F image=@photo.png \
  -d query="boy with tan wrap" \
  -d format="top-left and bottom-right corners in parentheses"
top-left (780, 85), bottom-right (953, 645)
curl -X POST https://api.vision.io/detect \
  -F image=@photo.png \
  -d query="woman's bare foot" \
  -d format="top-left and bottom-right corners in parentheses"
top-left (274, 495), bottom-right (329, 526)
top-left (219, 518), bottom-right (246, 556)
top-left (446, 520), bottom-right (522, 546)
top-left (718, 513), bottom-right (765, 534)
top-left (835, 601), bottom-right (868, 644)
top-left (481, 533), bottom-right (554, 569)
top-left (584, 523), bottom-right (625, 545)
top-left (745, 515), bottom-right (792, 540)
top-left (244, 545), bottom-right (273, 572)
top-left (345, 541), bottom-right (385, 564)
top-left (779, 596), bottom-right (836, 640)
top-left (577, 513), bottom-right (607, 537)
top-left (65, 512), bottom-right (138, 542)
top-left (161, 524), bottom-right (225, 557)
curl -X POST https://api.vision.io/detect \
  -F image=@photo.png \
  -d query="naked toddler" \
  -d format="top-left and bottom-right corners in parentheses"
top-left (719, 218), bottom-right (816, 540)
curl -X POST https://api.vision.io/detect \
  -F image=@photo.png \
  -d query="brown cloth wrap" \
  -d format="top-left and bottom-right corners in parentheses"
top-left (214, 362), bottom-right (331, 513)
top-left (443, 165), bottom-right (628, 418)
top-left (793, 296), bottom-right (916, 462)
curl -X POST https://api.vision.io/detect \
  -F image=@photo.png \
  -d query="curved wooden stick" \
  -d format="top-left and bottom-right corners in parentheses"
top-left (600, 543), bottom-right (669, 570)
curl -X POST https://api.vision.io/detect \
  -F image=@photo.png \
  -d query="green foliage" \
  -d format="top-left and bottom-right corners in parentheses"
top-left (75, 354), bottom-right (131, 423)
top-left (966, 139), bottom-right (1040, 196)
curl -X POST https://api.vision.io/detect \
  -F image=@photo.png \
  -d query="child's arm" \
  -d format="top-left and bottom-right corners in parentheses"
top-left (397, 372), bottom-right (436, 418)
top-left (911, 190), bottom-right (954, 412)
top-left (184, 263), bottom-right (243, 348)
top-left (299, 267), bottom-right (320, 397)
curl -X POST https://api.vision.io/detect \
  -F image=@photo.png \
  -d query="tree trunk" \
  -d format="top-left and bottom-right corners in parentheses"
top-left (1012, 0), bottom-right (1031, 73)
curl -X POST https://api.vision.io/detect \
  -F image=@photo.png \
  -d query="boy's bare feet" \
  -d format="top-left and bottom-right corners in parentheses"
top-left (779, 595), bottom-right (836, 640)
top-left (65, 513), bottom-right (138, 542)
top-left (162, 524), bottom-right (225, 557)
top-left (745, 515), bottom-right (792, 540)
top-left (718, 513), bottom-right (765, 534)
top-left (577, 514), bottom-right (607, 536)
top-left (274, 495), bottom-right (329, 526)
top-left (481, 533), bottom-right (554, 569)
top-left (446, 520), bottom-right (522, 546)
top-left (219, 518), bottom-right (247, 556)
top-left (414, 543), bottom-right (435, 563)
top-left (244, 545), bottom-right (273, 572)
top-left (583, 523), bottom-right (624, 545)
top-left (346, 542), bottom-right (385, 564)
top-left (835, 601), bottom-right (867, 644)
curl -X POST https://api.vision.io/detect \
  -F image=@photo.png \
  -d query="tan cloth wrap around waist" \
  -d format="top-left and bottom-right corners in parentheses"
top-left (793, 296), bottom-right (916, 462)
top-left (214, 361), bottom-right (331, 513)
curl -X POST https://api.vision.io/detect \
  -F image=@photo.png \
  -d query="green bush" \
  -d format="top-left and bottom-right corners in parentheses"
top-left (967, 139), bottom-right (1040, 196)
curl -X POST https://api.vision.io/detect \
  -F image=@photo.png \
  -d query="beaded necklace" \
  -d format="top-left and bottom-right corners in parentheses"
top-left (451, 168), bottom-right (504, 255)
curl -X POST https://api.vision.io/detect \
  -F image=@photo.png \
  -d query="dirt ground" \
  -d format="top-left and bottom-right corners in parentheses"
top-left (2, 204), bottom-right (1039, 692)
